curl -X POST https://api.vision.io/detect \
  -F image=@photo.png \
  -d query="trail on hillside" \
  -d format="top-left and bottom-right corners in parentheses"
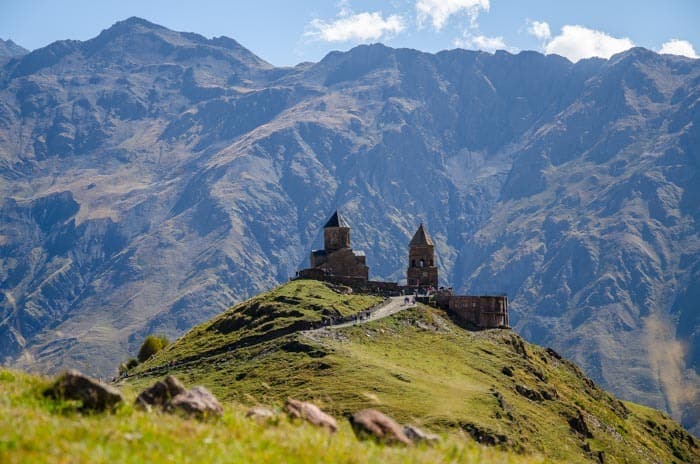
top-left (305, 296), bottom-right (417, 332)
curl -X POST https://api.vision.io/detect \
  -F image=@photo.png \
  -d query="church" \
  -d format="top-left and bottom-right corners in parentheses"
top-left (296, 210), bottom-right (509, 329)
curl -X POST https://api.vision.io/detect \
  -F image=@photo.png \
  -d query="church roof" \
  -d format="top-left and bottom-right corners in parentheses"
top-left (409, 223), bottom-right (434, 246)
top-left (324, 210), bottom-right (349, 228)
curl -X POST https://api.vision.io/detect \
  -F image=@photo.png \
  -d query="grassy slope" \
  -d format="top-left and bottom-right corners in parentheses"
top-left (0, 368), bottom-right (541, 464)
top-left (126, 280), bottom-right (699, 464)
top-left (131, 279), bottom-right (382, 369)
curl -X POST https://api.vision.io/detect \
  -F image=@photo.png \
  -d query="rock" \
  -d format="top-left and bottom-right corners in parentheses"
top-left (460, 422), bottom-right (509, 446)
top-left (169, 386), bottom-right (223, 419)
top-left (567, 409), bottom-right (593, 438)
top-left (134, 375), bottom-right (187, 410)
top-left (349, 409), bottom-right (412, 446)
top-left (403, 424), bottom-right (439, 444)
top-left (546, 347), bottom-right (562, 360)
top-left (44, 369), bottom-right (123, 412)
top-left (284, 398), bottom-right (337, 433)
top-left (501, 365), bottom-right (514, 376)
top-left (515, 384), bottom-right (544, 402)
top-left (246, 406), bottom-right (277, 423)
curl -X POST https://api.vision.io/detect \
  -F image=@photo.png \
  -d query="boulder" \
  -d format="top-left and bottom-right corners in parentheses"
top-left (169, 386), bottom-right (223, 419)
top-left (44, 369), bottom-right (123, 412)
top-left (285, 398), bottom-right (338, 433)
top-left (403, 424), bottom-right (439, 444)
top-left (135, 375), bottom-right (186, 410)
top-left (349, 409), bottom-right (412, 445)
top-left (567, 409), bottom-right (593, 438)
top-left (245, 406), bottom-right (277, 423)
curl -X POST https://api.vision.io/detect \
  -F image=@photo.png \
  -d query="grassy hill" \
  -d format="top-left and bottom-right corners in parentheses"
top-left (121, 280), bottom-right (698, 463)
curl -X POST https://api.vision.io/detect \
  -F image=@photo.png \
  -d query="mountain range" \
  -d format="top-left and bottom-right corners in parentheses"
top-left (0, 17), bottom-right (698, 434)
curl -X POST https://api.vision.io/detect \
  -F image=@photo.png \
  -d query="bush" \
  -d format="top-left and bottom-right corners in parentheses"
top-left (137, 335), bottom-right (169, 363)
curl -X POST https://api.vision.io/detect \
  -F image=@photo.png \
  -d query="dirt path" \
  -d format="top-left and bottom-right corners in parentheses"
top-left (308, 296), bottom-right (417, 331)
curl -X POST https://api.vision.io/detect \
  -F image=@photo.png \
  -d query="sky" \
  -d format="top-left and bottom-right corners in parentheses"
top-left (1, 0), bottom-right (699, 66)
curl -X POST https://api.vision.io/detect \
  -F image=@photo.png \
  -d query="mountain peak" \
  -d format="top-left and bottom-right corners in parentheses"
top-left (0, 38), bottom-right (29, 57)
top-left (109, 16), bottom-right (167, 33)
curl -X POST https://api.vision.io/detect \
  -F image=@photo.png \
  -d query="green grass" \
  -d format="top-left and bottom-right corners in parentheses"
top-left (125, 280), bottom-right (699, 464)
top-left (0, 368), bottom-right (547, 464)
top-left (131, 279), bottom-right (381, 373)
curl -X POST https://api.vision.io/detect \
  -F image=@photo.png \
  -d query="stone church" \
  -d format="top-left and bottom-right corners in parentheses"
top-left (297, 211), bottom-right (368, 280)
top-left (296, 210), bottom-right (508, 329)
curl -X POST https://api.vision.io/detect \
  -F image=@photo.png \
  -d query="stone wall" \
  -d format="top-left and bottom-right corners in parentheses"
top-left (448, 295), bottom-right (509, 329)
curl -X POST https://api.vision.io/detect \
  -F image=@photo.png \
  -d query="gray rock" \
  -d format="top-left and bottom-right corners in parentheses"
top-left (245, 406), bottom-right (277, 423)
top-left (44, 369), bottom-right (123, 412)
top-left (135, 375), bottom-right (187, 410)
top-left (403, 424), bottom-right (439, 444)
top-left (349, 409), bottom-right (412, 445)
top-left (169, 386), bottom-right (223, 419)
top-left (285, 398), bottom-right (338, 433)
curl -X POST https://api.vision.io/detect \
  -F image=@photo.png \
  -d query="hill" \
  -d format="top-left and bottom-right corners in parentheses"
top-left (0, 17), bottom-right (698, 435)
top-left (123, 280), bottom-right (698, 463)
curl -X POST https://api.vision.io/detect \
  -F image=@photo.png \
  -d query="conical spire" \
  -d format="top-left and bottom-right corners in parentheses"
top-left (409, 223), bottom-right (434, 246)
top-left (324, 210), bottom-right (349, 228)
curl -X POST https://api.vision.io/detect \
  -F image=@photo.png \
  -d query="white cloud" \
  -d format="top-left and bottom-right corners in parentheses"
top-left (305, 11), bottom-right (405, 43)
top-left (527, 20), bottom-right (551, 41)
top-left (658, 39), bottom-right (698, 58)
top-left (544, 25), bottom-right (634, 62)
top-left (454, 33), bottom-right (507, 53)
top-left (416, 0), bottom-right (490, 30)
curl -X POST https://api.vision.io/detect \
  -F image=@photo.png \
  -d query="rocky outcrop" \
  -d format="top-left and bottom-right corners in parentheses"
top-left (349, 409), bottom-right (412, 446)
top-left (134, 375), bottom-right (186, 410)
top-left (284, 398), bottom-right (337, 433)
top-left (567, 410), bottom-right (593, 438)
top-left (135, 376), bottom-right (222, 419)
top-left (403, 425), bottom-right (439, 444)
top-left (44, 369), bottom-right (123, 412)
top-left (245, 406), bottom-right (277, 423)
top-left (169, 386), bottom-right (223, 419)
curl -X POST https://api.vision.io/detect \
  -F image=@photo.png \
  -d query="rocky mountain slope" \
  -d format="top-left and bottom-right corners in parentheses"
top-left (0, 17), bottom-right (698, 434)
top-left (0, 39), bottom-right (28, 58)
top-left (123, 279), bottom-right (699, 463)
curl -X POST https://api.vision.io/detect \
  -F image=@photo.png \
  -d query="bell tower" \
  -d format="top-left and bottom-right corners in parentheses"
top-left (407, 223), bottom-right (438, 288)
top-left (323, 210), bottom-right (351, 251)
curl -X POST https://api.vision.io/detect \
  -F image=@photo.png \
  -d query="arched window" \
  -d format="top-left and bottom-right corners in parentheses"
top-left (429, 259), bottom-right (434, 266)
top-left (419, 259), bottom-right (425, 268)
top-left (412, 259), bottom-right (416, 267)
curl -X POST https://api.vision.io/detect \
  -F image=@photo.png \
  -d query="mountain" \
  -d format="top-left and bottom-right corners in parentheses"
top-left (0, 18), bottom-right (698, 435)
top-left (0, 39), bottom-right (28, 58)
top-left (121, 279), bottom-right (699, 463)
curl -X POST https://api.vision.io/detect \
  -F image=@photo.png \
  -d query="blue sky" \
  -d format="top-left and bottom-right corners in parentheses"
top-left (1, 0), bottom-right (698, 66)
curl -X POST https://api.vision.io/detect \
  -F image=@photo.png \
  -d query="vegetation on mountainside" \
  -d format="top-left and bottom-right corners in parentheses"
top-left (126, 280), bottom-right (698, 464)
top-left (137, 335), bottom-right (170, 363)
top-left (0, 368), bottom-right (545, 464)
top-left (118, 334), bottom-right (170, 375)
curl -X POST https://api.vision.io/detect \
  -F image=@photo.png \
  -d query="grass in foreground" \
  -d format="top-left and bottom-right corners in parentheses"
top-left (0, 368), bottom-right (544, 464)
